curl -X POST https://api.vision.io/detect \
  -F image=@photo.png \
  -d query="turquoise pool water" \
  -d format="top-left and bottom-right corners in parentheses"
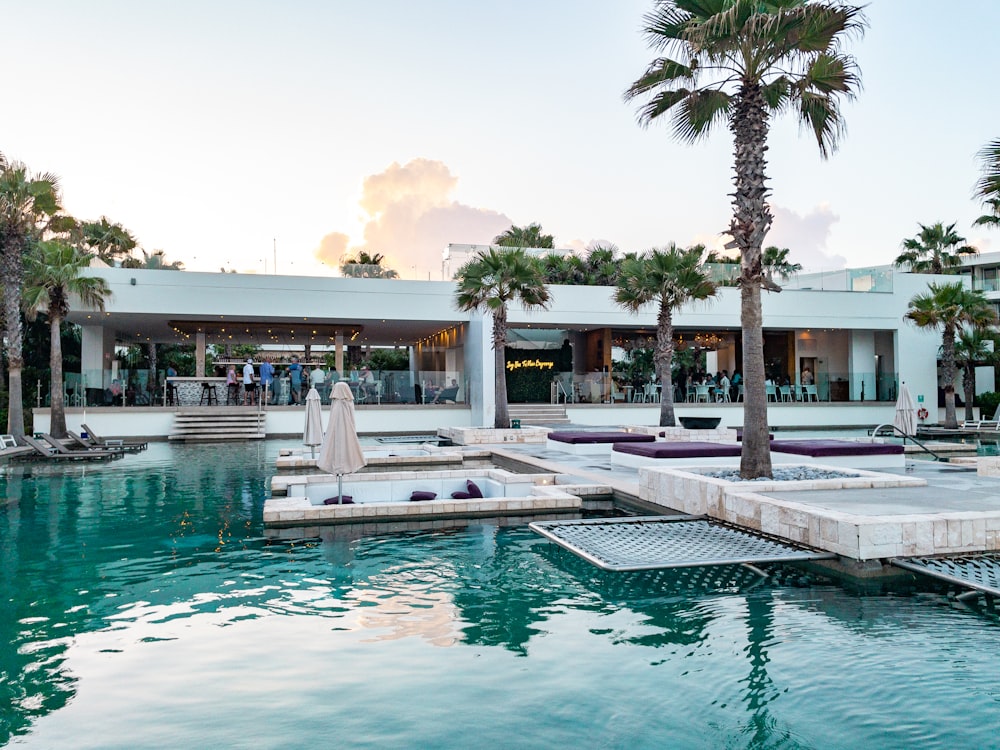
top-left (2, 441), bottom-right (999, 749)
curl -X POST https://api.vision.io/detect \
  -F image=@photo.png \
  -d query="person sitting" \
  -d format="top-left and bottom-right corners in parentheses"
top-left (359, 366), bottom-right (376, 401)
top-left (424, 379), bottom-right (441, 404)
top-left (226, 365), bottom-right (239, 405)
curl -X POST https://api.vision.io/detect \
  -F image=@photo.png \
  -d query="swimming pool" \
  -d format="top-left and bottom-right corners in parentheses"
top-left (2, 441), bottom-right (998, 748)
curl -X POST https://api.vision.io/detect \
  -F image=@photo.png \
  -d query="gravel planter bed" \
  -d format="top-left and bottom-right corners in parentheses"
top-left (699, 466), bottom-right (855, 482)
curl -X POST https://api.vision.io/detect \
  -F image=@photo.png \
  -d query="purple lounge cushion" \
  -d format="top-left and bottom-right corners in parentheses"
top-left (770, 440), bottom-right (903, 457)
top-left (549, 431), bottom-right (655, 444)
top-left (323, 496), bottom-right (354, 504)
top-left (410, 491), bottom-right (437, 501)
top-left (451, 491), bottom-right (472, 499)
top-left (466, 480), bottom-right (483, 498)
top-left (613, 441), bottom-right (742, 458)
top-left (735, 430), bottom-right (774, 442)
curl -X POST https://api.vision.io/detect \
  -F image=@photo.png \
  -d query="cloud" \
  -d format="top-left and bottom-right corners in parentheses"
top-left (768, 204), bottom-right (846, 270)
top-left (314, 158), bottom-right (511, 279)
top-left (313, 232), bottom-right (350, 266)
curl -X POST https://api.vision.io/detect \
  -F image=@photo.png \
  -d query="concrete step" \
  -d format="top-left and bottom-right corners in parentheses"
top-left (170, 410), bottom-right (266, 441)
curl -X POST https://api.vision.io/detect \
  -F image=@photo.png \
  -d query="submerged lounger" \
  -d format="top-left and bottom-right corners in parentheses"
top-left (547, 431), bottom-right (655, 455)
top-left (611, 440), bottom-right (742, 467)
top-left (770, 439), bottom-right (905, 469)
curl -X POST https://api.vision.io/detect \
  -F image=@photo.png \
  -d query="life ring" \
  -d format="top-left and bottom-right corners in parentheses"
top-left (917, 407), bottom-right (929, 421)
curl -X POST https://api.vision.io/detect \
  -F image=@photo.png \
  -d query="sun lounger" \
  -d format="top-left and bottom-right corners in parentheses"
top-left (81, 423), bottom-right (148, 452)
top-left (0, 434), bottom-right (18, 449)
top-left (611, 440), bottom-right (742, 467)
top-left (547, 430), bottom-right (655, 455)
top-left (19, 435), bottom-right (118, 461)
top-left (770, 439), bottom-right (904, 469)
top-left (66, 430), bottom-right (125, 453)
top-left (43, 433), bottom-right (124, 460)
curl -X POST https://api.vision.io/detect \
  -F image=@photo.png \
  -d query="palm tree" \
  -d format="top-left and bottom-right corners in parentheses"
top-left (894, 222), bottom-right (978, 274)
top-left (121, 249), bottom-right (184, 270)
top-left (0, 153), bottom-right (62, 441)
top-left (584, 243), bottom-right (620, 286)
top-left (974, 138), bottom-right (1000, 228)
top-left (762, 246), bottom-right (802, 284)
top-left (905, 282), bottom-right (997, 429)
top-left (82, 216), bottom-right (137, 265)
top-left (454, 247), bottom-right (551, 428)
top-left (614, 244), bottom-right (718, 427)
top-left (954, 328), bottom-right (996, 422)
top-left (23, 240), bottom-right (111, 438)
top-left (493, 223), bottom-right (554, 250)
top-left (339, 250), bottom-right (399, 278)
top-left (625, 0), bottom-right (864, 478)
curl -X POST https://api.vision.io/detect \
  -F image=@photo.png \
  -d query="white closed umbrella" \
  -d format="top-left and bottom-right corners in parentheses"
top-left (317, 382), bottom-right (367, 503)
top-left (894, 382), bottom-right (917, 440)
top-left (303, 387), bottom-right (323, 458)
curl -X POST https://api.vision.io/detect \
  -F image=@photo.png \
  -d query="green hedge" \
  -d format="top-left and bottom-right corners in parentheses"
top-left (977, 391), bottom-right (1000, 419)
top-left (505, 349), bottom-right (561, 403)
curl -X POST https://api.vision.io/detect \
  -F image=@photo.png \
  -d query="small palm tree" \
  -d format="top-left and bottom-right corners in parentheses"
top-left (339, 250), bottom-right (399, 278)
top-left (584, 243), bottom-right (620, 285)
top-left (121, 249), bottom-right (184, 270)
top-left (954, 328), bottom-right (997, 422)
top-left (493, 223), bottom-right (554, 250)
top-left (23, 240), bottom-right (112, 438)
top-left (614, 244), bottom-right (718, 427)
top-left (894, 222), bottom-right (978, 274)
top-left (82, 216), bottom-right (137, 265)
top-left (762, 246), bottom-right (802, 284)
top-left (625, 0), bottom-right (865, 478)
top-left (454, 247), bottom-right (550, 428)
top-left (0, 153), bottom-right (62, 440)
top-left (905, 282), bottom-right (997, 429)
top-left (974, 199), bottom-right (1000, 231)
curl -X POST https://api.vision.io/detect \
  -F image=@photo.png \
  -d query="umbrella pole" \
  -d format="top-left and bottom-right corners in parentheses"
top-left (337, 473), bottom-right (343, 504)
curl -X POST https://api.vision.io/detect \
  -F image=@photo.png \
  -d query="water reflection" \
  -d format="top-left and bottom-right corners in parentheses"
top-left (4, 443), bottom-right (1000, 748)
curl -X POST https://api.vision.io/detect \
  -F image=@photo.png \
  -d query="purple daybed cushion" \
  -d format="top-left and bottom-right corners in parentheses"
top-left (410, 491), bottom-right (437, 501)
top-left (612, 441), bottom-right (742, 458)
top-left (549, 431), bottom-right (655, 445)
top-left (451, 491), bottom-right (472, 499)
top-left (770, 439), bottom-right (903, 457)
top-left (323, 496), bottom-right (354, 504)
top-left (466, 480), bottom-right (483, 498)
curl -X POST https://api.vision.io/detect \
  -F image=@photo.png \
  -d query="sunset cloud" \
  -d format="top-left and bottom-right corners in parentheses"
top-left (768, 204), bottom-right (846, 270)
top-left (314, 158), bottom-right (511, 279)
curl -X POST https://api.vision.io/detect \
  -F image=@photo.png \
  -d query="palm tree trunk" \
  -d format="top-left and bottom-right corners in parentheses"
top-left (2, 267), bottom-right (26, 440)
top-left (963, 364), bottom-right (976, 422)
top-left (941, 327), bottom-right (958, 429)
top-left (49, 315), bottom-right (67, 438)
top-left (656, 308), bottom-right (677, 427)
top-left (493, 307), bottom-right (509, 429)
top-left (730, 83), bottom-right (773, 478)
top-left (147, 342), bottom-right (158, 402)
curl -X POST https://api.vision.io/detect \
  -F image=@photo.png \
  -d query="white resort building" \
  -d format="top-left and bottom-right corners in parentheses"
top-left (29, 262), bottom-right (984, 438)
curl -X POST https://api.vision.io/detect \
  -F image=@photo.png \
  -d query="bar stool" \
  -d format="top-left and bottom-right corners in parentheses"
top-left (166, 382), bottom-right (179, 406)
top-left (199, 382), bottom-right (218, 405)
top-left (226, 382), bottom-right (240, 405)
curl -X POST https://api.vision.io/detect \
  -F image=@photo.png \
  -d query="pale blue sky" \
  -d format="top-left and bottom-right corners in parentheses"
top-left (3, 1), bottom-right (998, 278)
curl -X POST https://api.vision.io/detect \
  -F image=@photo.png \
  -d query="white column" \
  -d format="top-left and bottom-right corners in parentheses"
top-left (196, 332), bottom-right (206, 377)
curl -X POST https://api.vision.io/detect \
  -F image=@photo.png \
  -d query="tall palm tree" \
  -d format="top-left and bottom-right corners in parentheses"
top-left (454, 247), bottom-right (551, 428)
top-left (493, 223), bottom-right (554, 250)
top-left (974, 138), bottom-right (1000, 228)
top-left (614, 244), bottom-right (718, 427)
top-left (625, 0), bottom-right (865, 478)
top-left (339, 250), bottom-right (399, 278)
top-left (0, 153), bottom-right (62, 440)
top-left (894, 222), bottom-right (978, 274)
top-left (954, 328), bottom-right (996, 422)
top-left (23, 240), bottom-right (111, 438)
top-left (905, 282), bottom-right (997, 429)
top-left (82, 216), bottom-right (137, 265)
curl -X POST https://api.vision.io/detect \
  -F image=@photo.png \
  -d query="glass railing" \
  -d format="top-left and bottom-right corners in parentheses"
top-left (781, 267), bottom-right (893, 293)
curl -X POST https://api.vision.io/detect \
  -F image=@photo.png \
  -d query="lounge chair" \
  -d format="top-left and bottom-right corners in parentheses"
top-left (81, 423), bottom-right (148, 452)
top-left (770, 439), bottom-right (904, 469)
top-left (547, 430), bottom-right (655, 455)
top-left (65, 431), bottom-right (127, 454)
top-left (41, 433), bottom-right (123, 460)
top-left (0, 434), bottom-right (18, 449)
top-left (19, 435), bottom-right (116, 461)
top-left (432, 386), bottom-right (459, 404)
